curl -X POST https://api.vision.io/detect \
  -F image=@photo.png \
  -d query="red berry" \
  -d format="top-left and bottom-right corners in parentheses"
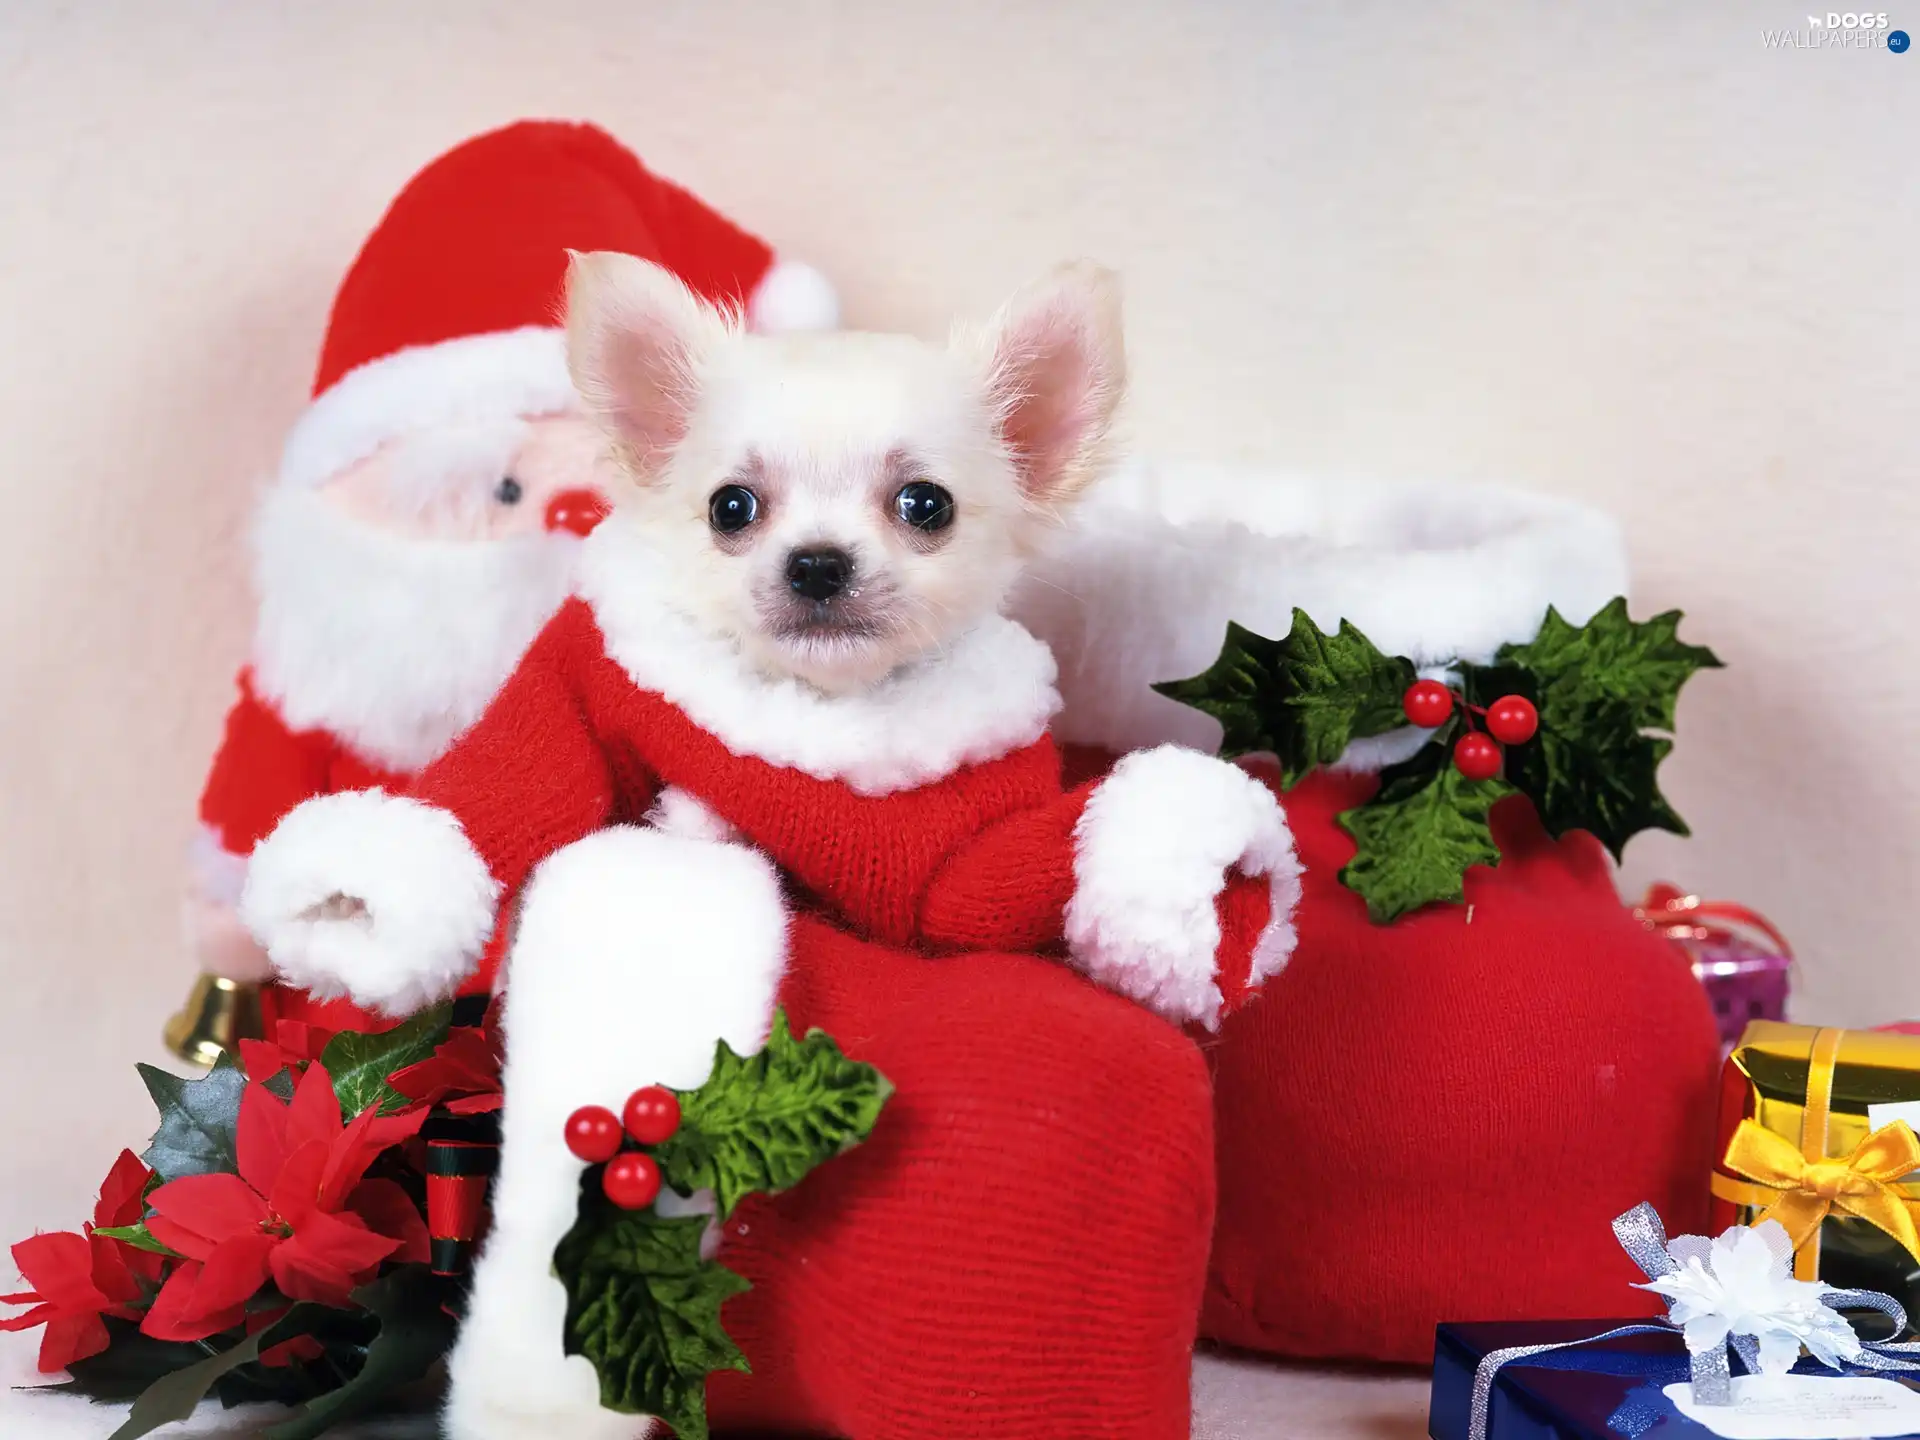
top-left (544, 488), bottom-right (610, 537)
top-left (602, 1152), bottom-right (661, 1210)
top-left (1402, 679), bottom-right (1454, 728)
top-left (622, 1085), bottom-right (682, 1146)
top-left (564, 1105), bottom-right (624, 1164)
top-left (1485, 694), bottom-right (1539, 746)
top-left (1453, 732), bottom-right (1503, 782)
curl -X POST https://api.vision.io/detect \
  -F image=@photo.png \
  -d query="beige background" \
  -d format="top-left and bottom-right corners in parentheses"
top-left (0, 0), bottom-right (1914, 1257)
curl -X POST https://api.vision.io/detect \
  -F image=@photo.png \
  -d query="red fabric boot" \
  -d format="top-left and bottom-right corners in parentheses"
top-left (1200, 764), bottom-right (1721, 1363)
top-left (710, 916), bottom-right (1216, 1438)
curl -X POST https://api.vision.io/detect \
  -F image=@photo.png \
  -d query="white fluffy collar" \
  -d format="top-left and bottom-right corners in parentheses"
top-left (250, 486), bottom-right (577, 774)
top-left (577, 517), bottom-right (1062, 796)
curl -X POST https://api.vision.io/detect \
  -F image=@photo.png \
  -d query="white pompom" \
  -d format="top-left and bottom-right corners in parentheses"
top-left (748, 257), bottom-right (840, 333)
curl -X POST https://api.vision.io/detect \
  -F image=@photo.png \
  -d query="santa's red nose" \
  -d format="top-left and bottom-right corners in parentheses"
top-left (544, 489), bottom-right (610, 536)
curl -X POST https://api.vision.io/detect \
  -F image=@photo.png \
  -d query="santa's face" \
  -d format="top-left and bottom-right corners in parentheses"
top-left (319, 413), bottom-right (614, 541)
top-left (248, 412), bottom-right (613, 775)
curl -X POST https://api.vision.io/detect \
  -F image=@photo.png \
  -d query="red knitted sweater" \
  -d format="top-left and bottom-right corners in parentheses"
top-left (244, 520), bottom-right (1303, 1030)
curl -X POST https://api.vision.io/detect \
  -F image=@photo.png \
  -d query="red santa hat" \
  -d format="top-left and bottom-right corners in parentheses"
top-left (277, 119), bottom-right (837, 492)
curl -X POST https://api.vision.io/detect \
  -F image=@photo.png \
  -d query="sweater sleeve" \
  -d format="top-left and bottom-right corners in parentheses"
top-left (407, 605), bottom-right (619, 898)
top-left (240, 603), bottom-right (621, 1015)
top-left (197, 671), bottom-right (337, 864)
top-left (918, 746), bottom-right (1304, 1031)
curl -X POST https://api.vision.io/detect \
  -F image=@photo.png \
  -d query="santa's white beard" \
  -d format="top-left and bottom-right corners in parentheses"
top-left (249, 484), bottom-right (577, 774)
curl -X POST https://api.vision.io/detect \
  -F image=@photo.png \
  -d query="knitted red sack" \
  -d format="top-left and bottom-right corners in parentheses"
top-left (1014, 460), bottom-right (1724, 1364)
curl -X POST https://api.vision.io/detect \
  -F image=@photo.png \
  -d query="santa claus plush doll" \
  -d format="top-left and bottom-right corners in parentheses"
top-left (173, 119), bottom-right (837, 1056)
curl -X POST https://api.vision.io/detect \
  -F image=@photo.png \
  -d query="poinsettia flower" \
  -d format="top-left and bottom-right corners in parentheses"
top-left (140, 1063), bottom-right (425, 1341)
top-left (389, 1007), bottom-right (503, 1115)
top-left (238, 1019), bottom-right (336, 1085)
top-left (0, 1149), bottom-right (159, 1373)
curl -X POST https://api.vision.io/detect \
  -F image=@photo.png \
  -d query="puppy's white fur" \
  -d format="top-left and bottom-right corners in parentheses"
top-left (565, 253), bottom-right (1125, 691)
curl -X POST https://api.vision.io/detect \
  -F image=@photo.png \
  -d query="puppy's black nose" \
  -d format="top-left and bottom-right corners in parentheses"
top-left (786, 547), bottom-right (853, 602)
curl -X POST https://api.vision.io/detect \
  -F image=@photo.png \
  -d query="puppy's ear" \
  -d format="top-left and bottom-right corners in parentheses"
top-left (565, 251), bottom-right (733, 476)
top-left (963, 262), bottom-right (1126, 509)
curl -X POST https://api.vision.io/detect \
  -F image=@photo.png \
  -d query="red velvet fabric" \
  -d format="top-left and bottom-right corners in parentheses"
top-left (1200, 762), bottom-right (1722, 1364)
top-left (708, 915), bottom-right (1215, 1438)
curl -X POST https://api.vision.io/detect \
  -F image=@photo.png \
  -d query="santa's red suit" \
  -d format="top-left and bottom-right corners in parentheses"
top-left (242, 515), bottom-right (1302, 1439)
top-left (189, 119), bottom-right (837, 1037)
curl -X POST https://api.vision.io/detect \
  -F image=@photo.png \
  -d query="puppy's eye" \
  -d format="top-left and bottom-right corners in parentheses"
top-left (894, 481), bottom-right (954, 533)
top-left (709, 484), bottom-right (760, 534)
top-left (494, 477), bottom-right (523, 505)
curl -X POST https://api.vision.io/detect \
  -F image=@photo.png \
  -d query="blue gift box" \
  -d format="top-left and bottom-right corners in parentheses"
top-left (1430, 1320), bottom-right (1920, 1440)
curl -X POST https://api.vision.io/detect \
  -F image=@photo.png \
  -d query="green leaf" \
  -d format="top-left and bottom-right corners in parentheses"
top-left (105, 1304), bottom-right (341, 1440)
top-left (1155, 611), bottom-right (1417, 783)
top-left (1495, 601), bottom-right (1722, 859)
top-left (262, 1267), bottom-right (458, 1440)
top-left (137, 1054), bottom-right (247, 1182)
top-left (92, 1223), bottom-right (183, 1259)
top-left (554, 1179), bottom-right (751, 1440)
top-left (1152, 621), bottom-right (1289, 758)
top-left (56, 1318), bottom-right (234, 1404)
top-left (318, 1005), bottom-right (452, 1119)
top-left (1499, 599), bottom-right (1723, 732)
top-left (653, 1010), bottom-right (893, 1218)
top-left (1505, 705), bottom-right (1689, 860)
top-left (1337, 748), bottom-right (1512, 922)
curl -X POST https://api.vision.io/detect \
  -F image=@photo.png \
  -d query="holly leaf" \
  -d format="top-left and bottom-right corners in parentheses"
top-left (1500, 599), bottom-right (1722, 732)
top-left (262, 1267), bottom-right (457, 1440)
top-left (554, 1179), bottom-right (751, 1440)
top-left (1155, 611), bottom-right (1416, 783)
top-left (652, 1010), bottom-right (893, 1218)
top-left (318, 1005), bottom-right (453, 1119)
top-left (1495, 601), bottom-right (1721, 859)
top-left (137, 1054), bottom-right (247, 1182)
top-left (92, 1223), bottom-right (183, 1259)
top-left (1337, 747), bottom-right (1512, 923)
top-left (1505, 706), bottom-right (1689, 860)
top-left (1152, 621), bottom-right (1288, 757)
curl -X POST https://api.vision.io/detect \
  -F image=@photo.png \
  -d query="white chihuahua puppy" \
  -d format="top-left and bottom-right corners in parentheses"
top-left (565, 251), bottom-right (1124, 692)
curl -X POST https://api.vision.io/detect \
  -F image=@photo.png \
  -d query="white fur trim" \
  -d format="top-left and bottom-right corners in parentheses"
top-left (578, 518), bottom-right (1063, 796)
top-left (747, 256), bottom-right (839, 333)
top-left (446, 827), bottom-right (785, 1440)
top-left (279, 327), bottom-right (577, 492)
top-left (250, 485), bottom-right (577, 774)
top-left (644, 785), bottom-right (741, 844)
top-left (239, 790), bottom-right (499, 1016)
top-left (187, 822), bottom-right (248, 906)
top-left (1010, 457), bottom-right (1630, 765)
top-left (1065, 744), bottom-right (1301, 1030)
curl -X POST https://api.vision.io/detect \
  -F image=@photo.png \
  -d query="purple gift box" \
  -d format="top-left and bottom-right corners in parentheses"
top-left (1630, 885), bottom-right (1793, 1052)
top-left (1689, 935), bottom-right (1792, 1050)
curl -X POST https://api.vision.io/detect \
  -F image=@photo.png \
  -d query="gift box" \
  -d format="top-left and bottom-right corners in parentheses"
top-left (1432, 1320), bottom-right (1920, 1440)
top-left (1711, 1020), bottom-right (1920, 1323)
top-left (1632, 885), bottom-right (1793, 1053)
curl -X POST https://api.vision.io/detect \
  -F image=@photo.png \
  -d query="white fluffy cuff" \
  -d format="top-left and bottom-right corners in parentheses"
top-left (239, 789), bottom-right (500, 1016)
top-left (1064, 745), bottom-right (1302, 1030)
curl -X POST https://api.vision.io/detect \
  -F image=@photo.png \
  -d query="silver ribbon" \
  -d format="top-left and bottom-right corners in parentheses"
top-left (1465, 1202), bottom-right (1920, 1440)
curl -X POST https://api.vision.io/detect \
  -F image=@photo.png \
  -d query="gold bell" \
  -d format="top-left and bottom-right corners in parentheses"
top-left (163, 974), bottom-right (265, 1068)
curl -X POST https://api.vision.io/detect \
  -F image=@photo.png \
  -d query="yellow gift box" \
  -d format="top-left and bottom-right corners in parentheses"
top-left (1711, 1020), bottom-right (1920, 1326)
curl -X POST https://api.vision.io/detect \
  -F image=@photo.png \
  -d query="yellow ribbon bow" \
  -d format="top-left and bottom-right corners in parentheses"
top-left (1721, 1116), bottom-right (1920, 1265)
